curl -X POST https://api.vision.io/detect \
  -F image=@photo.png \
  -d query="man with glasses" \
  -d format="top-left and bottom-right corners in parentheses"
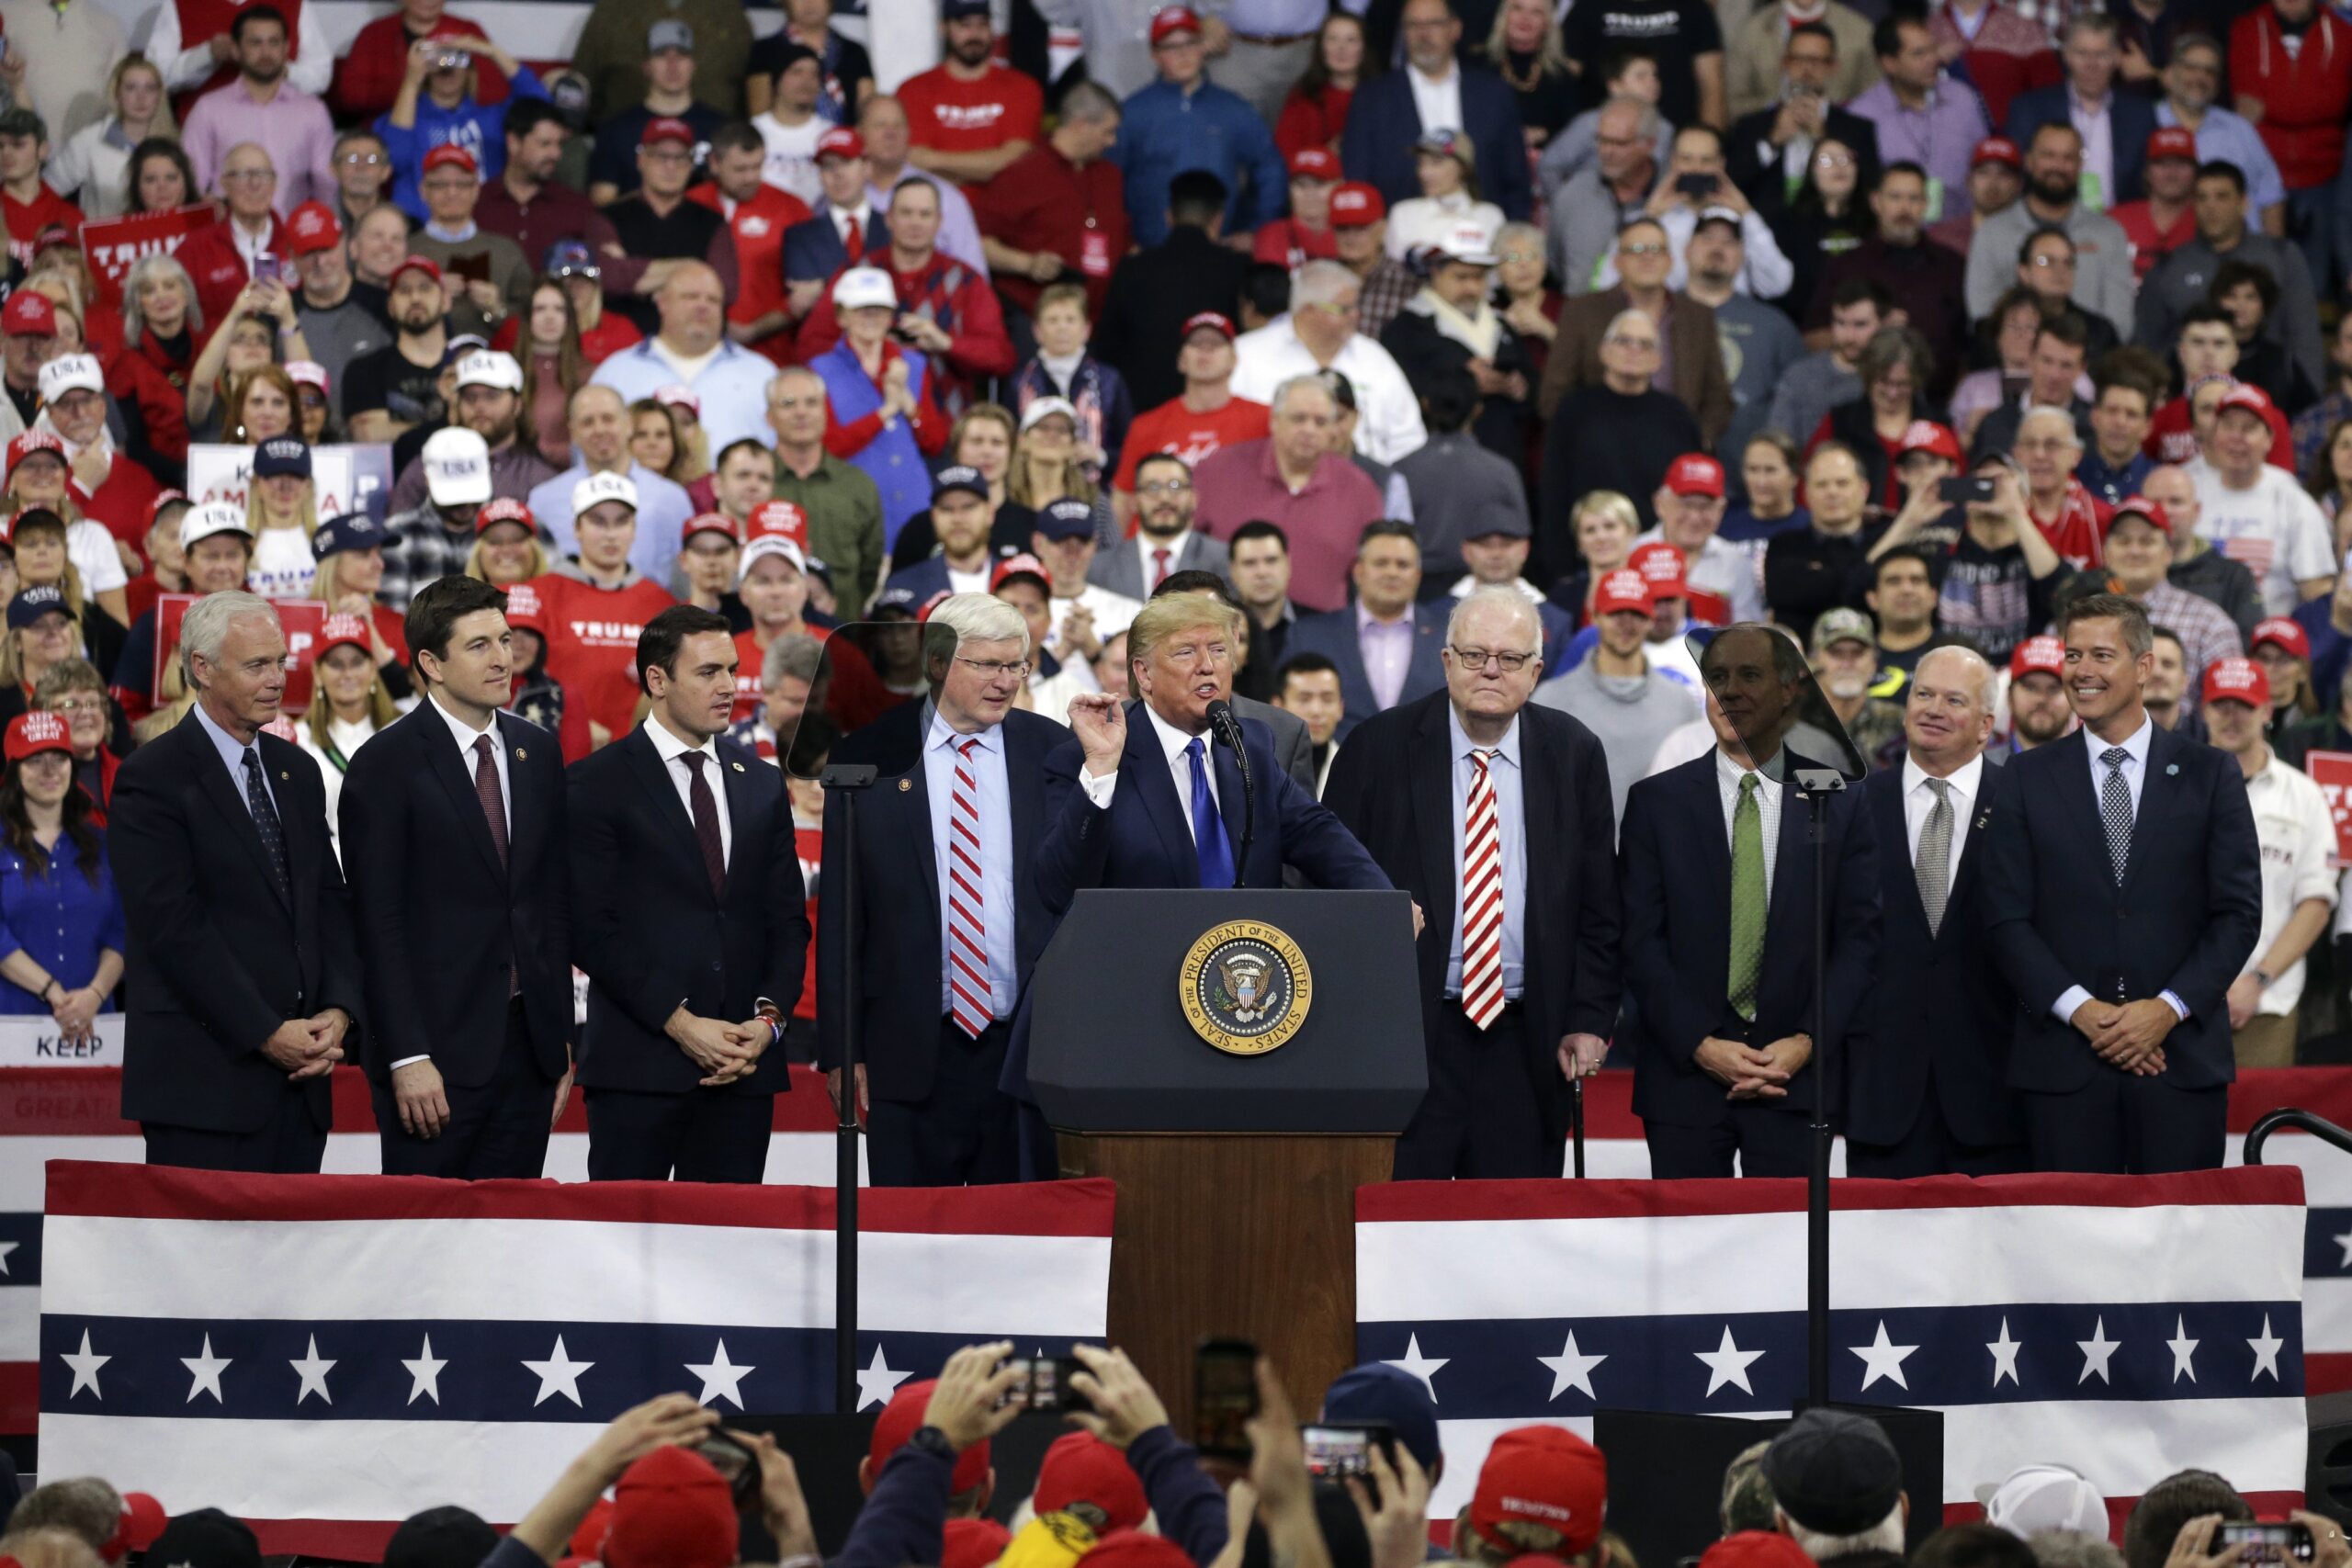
top-left (601, 119), bottom-right (739, 336)
top-left (404, 146), bottom-right (533, 338)
top-left (1727, 15), bottom-right (1877, 132)
top-left (1328, 585), bottom-right (1619, 1179)
top-left (1090, 453), bottom-right (1228, 600)
top-left (172, 141), bottom-right (292, 329)
top-left (819, 591), bottom-right (1061, 1186)
top-left (2007, 227), bottom-right (2117, 360)
top-left (1230, 259), bottom-right (1426, 467)
top-left (329, 128), bottom-right (394, 228)
top-left (2149, 35), bottom-right (2284, 236)
top-left (1962, 121), bottom-right (2133, 339)
top-left (1549, 96), bottom-right (1663, 295)
top-left (1285, 520), bottom-right (1447, 741)
top-left (1544, 216), bottom-right (1733, 446)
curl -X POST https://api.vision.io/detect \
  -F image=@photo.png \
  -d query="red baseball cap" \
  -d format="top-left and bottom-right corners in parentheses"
top-left (1971, 136), bottom-right (2022, 170)
top-left (2146, 127), bottom-right (2199, 163)
top-left (1182, 311), bottom-right (1236, 342)
top-left (1628, 540), bottom-right (1687, 596)
top-left (2202, 654), bottom-right (2270, 707)
top-left (1083, 1538), bottom-right (1194, 1568)
top-left (1701, 1533), bottom-right (1816, 1568)
top-left (475, 496), bottom-right (534, 535)
top-left (287, 200), bottom-right (343, 255)
top-left (1289, 148), bottom-right (1340, 181)
top-left (1329, 182), bottom-right (1385, 226)
top-left (2252, 616), bottom-right (2310, 660)
top-left (4, 710), bottom-right (69, 764)
top-left (317, 613), bottom-right (372, 659)
top-left (503, 580), bottom-right (548, 634)
top-left (1469, 1427), bottom-right (1608, 1557)
top-left (991, 551), bottom-right (1052, 593)
top-left (2, 291), bottom-right (55, 337)
top-left (1593, 568), bottom-right (1653, 617)
top-left (1149, 6), bottom-right (1203, 43)
top-left (943, 1520), bottom-right (1012, 1568)
top-left (1897, 420), bottom-right (1963, 463)
top-left (870, 1380), bottom-right (991, 1493)
top-left (1034, 1432), bottom-right (1149, 1532)
top-left (603, 1447), bottom-right (739, 1568)
top-left (104, 1494), bottom-right (169, 1562)
top-left (6, 430), bottom-right (64, 471)
top-left (641, 117), bottom-right (697, 148)
top-left (2009, 633), bottom-right (2065, 680)
top-left (389, 254), bottom-right (444, 288)
top-left (684, 511), bottom-right (742, 544)
top-left (750, 498), bottom-right (810, 548)
top-left (817, 126), bottom-right (865, 161)
top-left (423, 143), bottom-right (479, 176)
top-left (2107, 494), bottom-right (2170, 535)
top-left (1663, 453), bottom-right (1725, 499)
top-left (2217, 383), bottom-right (2273, 419)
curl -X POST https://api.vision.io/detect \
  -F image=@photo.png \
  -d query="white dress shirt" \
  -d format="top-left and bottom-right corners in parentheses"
top-left (645, 716), bottom-right (734, 868)
top-left (1080, 702), bottom-right (1218, 833)
top-left (1714, 744), bottom-right (1783, 905)
top-left (1407, 65), bottom-right (1464, 153)
top-left (1444, 711), bottom-right (1525, 998)
top-left (922, 707), bottom-right (1019, 1018)
top-left (1900, 751), bottom-right (1984, 868)
top-left (2051, 716), bottom-right (2188, 1023)
top-left (430, 693), bottom-right (512, 839)
top-left (1132, 529), bottom-right (1194, 593)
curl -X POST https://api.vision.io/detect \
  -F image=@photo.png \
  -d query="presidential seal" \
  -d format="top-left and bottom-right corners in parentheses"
top-left (1179, 920), bottom-right (1313, 1055)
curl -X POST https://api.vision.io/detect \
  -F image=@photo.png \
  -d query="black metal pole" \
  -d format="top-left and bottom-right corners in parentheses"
top-left (822, 763), bottom-right (879, 1415)
top-left (1807, 791), bottom-right (1832, 1409)
top-left (1571, 1077), bottom-right (1586, 1179)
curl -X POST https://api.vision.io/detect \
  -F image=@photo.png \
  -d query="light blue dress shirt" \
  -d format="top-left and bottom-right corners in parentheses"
top-left (1443, 709), bottom-right (1525, 999)
top-left (923, 706), bottom-right (1018, 1020)
top-left (193, 701), bottom-right (278, 818)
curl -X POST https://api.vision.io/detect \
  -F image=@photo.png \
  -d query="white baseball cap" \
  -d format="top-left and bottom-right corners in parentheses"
top-left (422, 427), bottom-right (493, 507)
top-left (456, 350), bottom-right (525, 393)
top-left (1975, 1465), bottom-right (2108, 1539)
top-left (831, 265), bottom-right (895, 312)
top-left (179, 501), bottom-right (253, 548)
top-left (573, 470), bottom-right (639, 515)
top-left (1430, 220), bottom-right (1498, 265)
top-left (1020, 395), bottom-right (1079, 434)
top-left (738, 532), bottom-right (806, 582)
top-left (38, 354), bottom-right (104, 401)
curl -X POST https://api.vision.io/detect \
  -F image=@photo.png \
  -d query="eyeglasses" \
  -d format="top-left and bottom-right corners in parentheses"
top-left (956, 656), bottom-right (1033, 680)
top-left (338, 152), bottom-right (387, 167)
top-left (220, 168), bottom-right (273, 185)
top-left (1620, 241), bottom-right (1668, 257)
top-left (1814, 151), bottom-right (1855, 168)
top-left (1448, 645), bottom-right (1534, 671)
top-left (1136, 479), bottom-right (1192, 495)
top-left (1606, 334), bottom-right (1661, 351)
top-left (45, 697), bottom-right (102, 715)
top-left (2030, 253), bottom-right (2073, 268)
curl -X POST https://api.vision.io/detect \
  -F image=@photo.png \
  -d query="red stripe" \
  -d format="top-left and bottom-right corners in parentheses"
top-left (41, 1160), bottom-right (1120, 1234)
top-left (949, 953), bottom-right (989, 991)
top-left (948, 897), bottom-right (986, 935)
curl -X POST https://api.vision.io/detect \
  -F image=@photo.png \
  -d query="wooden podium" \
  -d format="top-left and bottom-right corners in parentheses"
top-left (1030, 889), bottom-right (1425, 1427)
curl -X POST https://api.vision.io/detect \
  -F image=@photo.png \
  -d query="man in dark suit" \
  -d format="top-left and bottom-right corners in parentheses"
top-left (1724, 24), bottom-right (1881, 209)
top-left (2003, 18), bottom-right (2154, 206)
top-left (1090, 172), bottom-right (1251, 412)
top-left (341, 576), bottom-right (572, 1179)
top-left (1620, 623), bottom-right (1880, 1178)
top-left (819, 592), bottom-right (1060, 1186)
top-left (568, 604), bottom-right (809, 1182)
top-left (1341, 0), bottom-right (1532, 221)
top-left (109, 591), bottom-right (363, 1171)
top-left (1325, 588), bottom-right (1621, 1179)
top-left (1155, 569), bottom-right (1315, 793)
top-left (783, 127), bottom-right (888, 319)
top-left (1983, 592), bottom-right (2260, 1173)
top-left (1286, 521), bottom-right (1449, 741)
top-left (1847, 646), bottom-right (2027, 1178)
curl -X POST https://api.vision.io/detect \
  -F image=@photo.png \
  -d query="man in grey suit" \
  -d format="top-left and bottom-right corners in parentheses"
top-left (1088, 454), bottom-right (1231, 600)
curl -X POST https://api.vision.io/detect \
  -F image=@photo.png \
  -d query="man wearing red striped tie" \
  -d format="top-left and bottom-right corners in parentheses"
top-left (1323, 587), bottom-right (1624, 1179)
top-left (820, 593), bottom-right (1064, 1185)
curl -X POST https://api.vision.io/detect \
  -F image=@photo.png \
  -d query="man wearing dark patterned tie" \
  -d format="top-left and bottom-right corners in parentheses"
top-left (110, 592), bottom-right (366, 1172)
top-left (568, 605), bottom-right (809, 1182)
top-left (341, 577), bottom-right (575, 1179)
top-left (1619, 624), bottom-right (1880, 1179)
top-left (1848, 646), bottom-right (2028, 1178)
top-left (1984, 592), bottom-right (2262, 1173)
top-left (1324, 588), bottom-right (1623, 1179)
top-left (820, 594), bottom-right (1063, 1186)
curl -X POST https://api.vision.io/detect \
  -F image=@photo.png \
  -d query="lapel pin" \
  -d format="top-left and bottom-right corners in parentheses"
top-left (731, 761), bottom-right (746, 773)
top-left (279, 771), bottom-right (289, 780)
top-left (2166, 763), bottom-right (2179, 775)
top-left (899, 778), bottom-right (912, 792)
top-left (515, 747), bottom-right (527, 761)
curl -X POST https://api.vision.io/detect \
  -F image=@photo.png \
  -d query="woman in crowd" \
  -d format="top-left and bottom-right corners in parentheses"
top-left (186, 290), bottom-right (307, 441)
top-left (1810, 327), bottom-right (1935, 510)
top-left (465, 497), bottom-right (549, 589)
top-left (121, 138), bottom-right (199, 218)
top-left (299, 615), bottom-right (401, 856)
top-left (812, 268), bottom-right (948, 544)
top-left (516, 278), bottom-right (590, 464)
top-left (1955, 287), bottom-right (2052, 444)
top-left (1275, 14), bottom-right (1371, 162)
top-left (220, 365), bottom-right (301, 448)
top-left (33, 660), bottom-right (124, 820)
top-left (48, 57), bottom-right (175, 222)
top-left (1385, 130), bottom-right (1502, 263)
top-left (1720, 430), bottom-right (1812, 583)
top-left (243, 438), bottom-right (320, 599)
top-left (2308, 419), bottom-right (2352, 546)
top-left (1768, 139), bottom-right (1875, 339)
top-left (121, 254), bottom-right (202, 402)
top-left (0, 711), bottom-right (122, 1038)
top-left (6, 451), bottom-right (130, 635)
top-left (1545, 491), bottom-right (1640, 623)
top-left (1005, 398), bottom-right (1103, 535)
top-left (1481, 0), bottom-right (1575, 147)
top-left (630, 397), bottom-right (695, 487)
top-left (289, 362), bottom-right (342, 445)
top-left (0, 585), bottom-right (87, 730)
top-left (311, 511), bottom-right (411, 698)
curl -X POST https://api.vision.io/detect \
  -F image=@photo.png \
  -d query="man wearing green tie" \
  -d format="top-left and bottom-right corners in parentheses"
top-left (1617, 623), bottom-right (1883, 1178)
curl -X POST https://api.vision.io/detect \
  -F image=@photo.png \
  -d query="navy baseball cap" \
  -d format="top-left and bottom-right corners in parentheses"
top-left (312, 511), bottom-right (385, 560)
top-left (871, 585), bottom-right (921, 617)
top-left (933, 464), bottom-right (989, 502)
top-left (7, 582), bottom-right (72, 629)
top-left (1035, 499), bottom-right (1096, 542)
top-left (1322, 1362), bottom-right (1441, 1472)
top-left (253, 436), bottom-right (311, 479)
top-left (546, 238), bottom-right (600, 279)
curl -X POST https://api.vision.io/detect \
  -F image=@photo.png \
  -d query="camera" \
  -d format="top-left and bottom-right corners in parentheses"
top-left (1193, 1337), bottom-right (1259, 1461)
top-left (999, 1355), bottom-right (1090, 1412)
top-left (1939, 475), bottom-right (1996, 505)
top-left (2216, 1524), bottom-right (2314, 1564)
top-left (1300, 1421), bottom-right (1396, 1480)
top-left (1676, 172), bottom-right (1719, 199)
top-left (436, 50), bottom-right (471, 70)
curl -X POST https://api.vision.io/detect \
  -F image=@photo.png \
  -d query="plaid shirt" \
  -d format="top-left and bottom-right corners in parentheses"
top-left (1356, 257), bottom-right (1422, 343)
top-left (379, 502), bottom-right (483, 612)
top-left (1931, 0), bottom-right (2053, 56)
top-left (2141, 580), bottom-right (2245, 701)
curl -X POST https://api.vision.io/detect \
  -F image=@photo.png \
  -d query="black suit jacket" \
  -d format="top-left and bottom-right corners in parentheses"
top-left (1323, 693), bottom-right (1623, 1141)
top-left (817, 702), bottom-right (1058, 1101)
top-left (568, 726), bottom-right (808, 1096)
top-left (339, 703), bottom-right (571, 1089)
top-left (1618, 747), bottom-right (1880, 1129)
top-left (1982, 722), bottom-right (2260, 1093)
top-left (1846, 761), bottom-right (2022, 1149)
top-left (1091, 228), bottom-right (1251, 411)
top-left (1726, 104), bottom-right (1882, 209)
top-left (109, 709), bottom-right (364, 1133)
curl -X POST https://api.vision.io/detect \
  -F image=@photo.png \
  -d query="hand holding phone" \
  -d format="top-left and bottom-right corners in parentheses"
top-left (2216, 1524), bottom-right (2315, 1565)
top-left (1193, 1337), bottom-right (1260, 1461)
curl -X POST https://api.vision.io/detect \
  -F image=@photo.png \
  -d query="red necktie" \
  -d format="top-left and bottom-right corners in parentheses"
top-left (682, 751), bottom-right (726, 897)
top-left (1461, 749), bottom-right (1505, 1030)
top-left (1151, 547), bottom-right (1171, 592)
top-left (946, 739), bottom-right (990, 1038)
top-left (845, 214), bottom-right (863, 255)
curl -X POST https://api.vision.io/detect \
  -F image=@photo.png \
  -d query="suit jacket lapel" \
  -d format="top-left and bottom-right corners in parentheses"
top-left (1871, 773), bottom-right (1927, 937)
top-left (496, 713), bottom-right (543, 876)
top-left (187, 716), bottom-right (288, 909)
top-left (424, 709), bottom-right (507, 880)
top-left (624, 728), bottom-right (711, 896)
top-left (2053, 729), bottom-right (2110, 874)
top-left (906, 716), bottom-right (944, 931)
top-left (1767, 766), bottom-right (1810, 930)
top-left (2122, 726), bottom-right (2177, 894)
top-left (1411, 701), bottom-right (1456, 949)
top-left (1122, 703), bottom-right (1195, 884)
top-left (1212, 739), bottom-right (1250, 883)
top-left (718, 744), bottom-right (761, 897)
top-left (1684, 753), bottom-right (1732, 946)
top-left (1004, 717), bottom-right (1042, 907)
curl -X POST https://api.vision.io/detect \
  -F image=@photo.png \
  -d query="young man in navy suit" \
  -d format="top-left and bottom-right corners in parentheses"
top-left (1847, 646), bottom-right (2027, 1178)
top-left (568, 605), bottom-right (809, 1182)
top-left (342, 575), bottom-right (574, 1179)
top-left (819, 592), bottom-right (1061, 1185)
top-left (1983, 592), bottom-right (2260, 1173)
top-left (1619, 623), bottom-right (1880, 1179)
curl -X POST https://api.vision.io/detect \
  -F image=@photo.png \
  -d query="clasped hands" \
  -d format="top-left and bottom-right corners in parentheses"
top-left (260, 1009), bottom-right (350, 1081)
top-left (1694, 1032), bottom-right (1811, 1100)
top-left (666, 1006), bottom-right (771, 1088)
top-left (2070, 997), bottom-right (2176, 1075)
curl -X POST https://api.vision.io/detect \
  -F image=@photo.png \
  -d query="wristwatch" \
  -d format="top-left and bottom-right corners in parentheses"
top-left (908, 1426), bottom-right (959, 1461)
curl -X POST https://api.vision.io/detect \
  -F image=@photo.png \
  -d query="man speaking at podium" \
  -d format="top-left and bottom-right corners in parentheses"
top-left (1012, 590), bottom-right (1395, 1176)
top-left (1324, 587), bottom-right (1623, 1180)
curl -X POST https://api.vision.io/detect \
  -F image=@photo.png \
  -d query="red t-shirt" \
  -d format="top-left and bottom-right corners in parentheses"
top-left (2030, 477), bottom-right (2113, 570)
top-left (967, 143), bottom-right (1129, 318)
top-left (2143, 395), bottom-right (2294, 469)
top-left (1113, 396), bottom-right (1272, 494)
top-left (531, 574), bottom-right (677, 741)
top-left (897, 64), bottom-right (1045, 155)
top-left (687, 181), bottom-right (810, 335)
top-left (1251, 219), bottom-right (1338, 272)
top-left (3, 186), bottom-right (84, 267)
top-left (81, 452), bottom-right (163, 549)
top-left (2109, 200), bottom-right (2195, 281)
